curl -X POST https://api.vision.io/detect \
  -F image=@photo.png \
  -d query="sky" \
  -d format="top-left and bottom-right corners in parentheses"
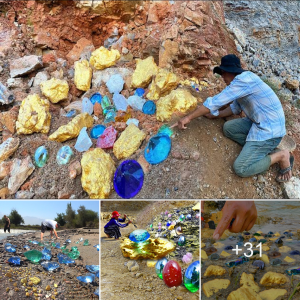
top-left (0, 201), bottom-right (99, 225)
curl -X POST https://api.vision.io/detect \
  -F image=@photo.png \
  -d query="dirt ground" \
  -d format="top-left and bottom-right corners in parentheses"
top-left (100, 201), bottom-right (200, 300)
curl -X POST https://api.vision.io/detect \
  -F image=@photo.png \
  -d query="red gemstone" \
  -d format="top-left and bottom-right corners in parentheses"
top-left (96, 126), bottom-right (117, 149)
top-left (162, 260), bottom-right (182, 287)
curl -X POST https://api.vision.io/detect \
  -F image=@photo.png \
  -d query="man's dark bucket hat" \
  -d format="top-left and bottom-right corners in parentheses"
top-left (213, 54), bottom-right (245, 75)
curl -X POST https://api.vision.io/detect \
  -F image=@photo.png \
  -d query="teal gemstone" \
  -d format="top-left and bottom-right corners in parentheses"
top-left (101, 95), bottom-right (116, 115)
top-left (62, 249), bottom-right (70, 254)
top-left (155, 258), bottom-right (168, 279)
top-left (157, 124), bottom-right (173, 137)
top-left (68, 251), bottom-right (80, 259)
top-left (178, 236), bottom-right (186, 246)
top-left (184, 260), bottom-right (199, 293)
top-left (91, 125), bottom-right (106, 139)
top-left (286, 266), bottom-right (300, 275)
top-left (104, 109), bottom-right (116, 123)
top-left (56, 146), bottom-right (73, 165)
top-left (129, 229), bottom-right (150, 243)
top-left (90, 93), bottom-right (102, 105)
top-left (83, 239), bottom-right (89, 246)
top-left (142, 101), bottom-right (156, 115)
top-left (71, 246), bottom-right (78, 252)
top-left (34, 146), bottom-right (49, 167)
top-left (144, 134), bottom-right (171, 164)
top-left (24, 250), bottom-right (43, 263)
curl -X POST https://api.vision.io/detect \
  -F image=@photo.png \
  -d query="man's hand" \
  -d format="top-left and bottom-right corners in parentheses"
top-left (124, 214), bottom-right (127, 218)
top-left (128, 220), bottom-right (132, 224)
top-left (212, 201), bottom-right (257, 240)
top-left (171, 116), bottom-right (191, 130)
top-left (204, 113), bottom-right (218, 119)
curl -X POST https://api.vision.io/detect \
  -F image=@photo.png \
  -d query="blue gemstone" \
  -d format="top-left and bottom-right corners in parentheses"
top-left (34, 146), bottom-right (49, 168)
top-left (41, 253), bottom-right (52, 261)
top-left (31, 240), bottom-right (39, 245)
top-left (5, 244), bottom-right (16, 253)
top-left (253, 260), bottom-right (265, 269)
top-left (41, 261), bottom-right (60, 271)
top-left (249, 238), bottom-right (257, 242)
top-left (268, 231), bottom-right (274, 235)
top-left (56, 146), bottom-right (73, 165)
top-left (155, 258), bottom-right (168, 279)
top-left (91, 124), bottom-right (106, 139)
top-left (244, 232), bottom-right (250, 235)
top-left (290, 250), bottom-right (300, 255)
top-left (134, 88), bottom-right (145, 97)
top-left (186, 214), bottom-right (192, 220)
top-left (176, 210), bottom-right (180, 213)
top-left (144, 134), bottom-right (171, 164)
top-left (129, 229), bottom-right (150, 243)
top-left (90, 93), bottom-right (102, 105)
top-left (77, 273), bottom-right (95, 283)
top-left (113, 160), bottom-right (144, 199)
top-left (86, 265), bottom-right (100, 273)
top-left (224, 245), bottom-right (233, 250)
top-left (184, 260), bottom-right (199, 293)
top-left (24, 245), bottom-right (30, 250)
top-left (94, 288), bottom-right (99, 296)
top-left (65, 239), bottom-right (71, 243)
top-left (166, 222), bottom-right (171, 227)
top-left (66, 109), bottom-right (77, 118)
top-left (178, 236), bottom-right (186, 246)
top-left (180, 214), bottom-right (185, 220)
top-left (142, 101), bottom-right (156, 115)
top-left (157, 124), bottom-right (173, 137)
top-left (58, 253), bottom-right (75, 265)
top-left (55, 243), bottom-right (61, 249)
top-left (42, 247), bottom-right (51, 254)
top-left (94, 244), bottom-right (99, 251)
top-left (96, 270), bottom-right (99, 278)
top-left (8, 256), bottom-right (21, 265)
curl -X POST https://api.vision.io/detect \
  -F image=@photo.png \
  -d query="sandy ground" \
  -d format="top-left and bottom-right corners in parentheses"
top-left (100, 201), bottom-right (199, 300)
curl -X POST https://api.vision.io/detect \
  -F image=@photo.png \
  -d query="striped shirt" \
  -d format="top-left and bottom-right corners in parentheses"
top-left (203, 71), bottom-right (286, 141)
top-left (104, 218), bottom-right (128, 228)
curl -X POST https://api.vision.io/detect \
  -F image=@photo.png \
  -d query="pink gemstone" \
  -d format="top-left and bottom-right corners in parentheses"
top-left (162, 260), bottom-right (182, 287)
top-left (168, 214), bottom-right (172, 218)
top-left (96, 126), bottom-right (117, 149)
top-left (165, 211), bottom-right (168, 215)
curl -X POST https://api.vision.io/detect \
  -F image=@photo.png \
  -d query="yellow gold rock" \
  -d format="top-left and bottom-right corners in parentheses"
top-left (131, 56), bottom-right (158, 88)
top-left (49, 113), bottom-right (93, 142)
top-left (5, 272), bottom-right (12, 278)
top-left (6, 287), bottom-right (9, 292)
top-left (192, 202), bottom-right (200, 211)
top-left (168, 224), bottom-right (175, 230)
top-left (284, 256), bottom-right (295, 263)
top-left (227, 287), bottom-right (262, 300)
top-left (278, 246), bottom-right (291, 253)
top-left (113, 124), bottom-right (146, 160)
top-left (258, 288), bottom-right (287, 300)
top-left (262, 246), bottom-right (269, 251)
top-left (201, 249), bottom-right (208, 260)
top-left (213, 242), bottom-right (224, 248)
top-left (201, 242), bottom-right (206, 248)
top-left (274, 232), bottom-right (281, 237)
top-left (260, 272), bottom-right (287, 286)
top-left (147, 68), bottom-right (178, 100)
top-left (204, 265), bottom-right (226, 277)
top-left (32, 287), bottom-right (37, 292)
top-left (120, 237), bottom-right (175, 260)
top-left (45, 285), bottom-right (51, 291)
top-left (156, 88), bottom-right (198, 122)
top-left (202, 279), bottom-right (230, 297)
top-left (90, 46), bottom-right (120, 70)
top-left (256, 236), bottom-right (266, 240)
top-left (147, 260), bottom-right (157, 267)
top-left (81, 148), bottom-right (115, 199)
top-left (29, 277), bottom-right (41, 285)
top-left (54, 284), bottom-right (58, 287)
top-left (220, 251), bottom-right (231, 257)
top-left (16, 94), bottom-right (51, 134)
top-left (40, 78), bottom-right (69, 103)
top-left (261, 254), bottom-right (269, 264)
top-left (26, 292), bottom-right (30, 297)
top-left (74, 60), bottom-right (92, 91)
top-left (240, 273), bottom-right (260, 293)
top-left (0, 137), bottom-right (19, 163)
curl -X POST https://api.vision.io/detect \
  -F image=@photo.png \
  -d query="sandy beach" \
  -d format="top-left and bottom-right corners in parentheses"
top-left (0, 228), bottom-right (99, 299)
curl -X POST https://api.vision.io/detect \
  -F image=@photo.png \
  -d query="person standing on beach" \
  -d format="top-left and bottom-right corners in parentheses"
top-left (40, 219), bottom-right (60, 241)
top-left (104, 211), bottom-right (132, 240)
top-left (4, 215), bottom-right (10, 233)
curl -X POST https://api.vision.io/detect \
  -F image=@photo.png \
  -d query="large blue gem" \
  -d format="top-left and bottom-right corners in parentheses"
top-left (41, 261), bottom-right (60, 271)
top-left (184, 260), bottom-right (200, 292)
top-left (142, 101), bottom-right (156, 115)
top-left (129, 229), bottom-right (150, 243)
top-left (157, 125), bottom-right (173, 137)
top-left (113, 160), bottom-right (144, 199)
top-left (8, 256), bottom-right (21, 265)
top-left (56, 146), bottom-right (73, 165)
top-left (58, 253), bottom-right (75, 265)
top-left (90, 125), bottom-right (106, 139)
top-left (134, 88), bottom-right (145, 97)
top-left (34, 146), bottom-right (49, 167)
top-left (5, 244), bottom-right (16, 253)
top-left (144, 135), bottom-right (171, 164)
top-left (86, 265), bottom-right (100, 273)
top-left (77, 273), bottom-right (95, 283)
top-left (41, 253), bottom-right (52, 261)
top-left (155, 258), bottom-right (168, 279)
top-left (90, 93), bottom-right (102, 105)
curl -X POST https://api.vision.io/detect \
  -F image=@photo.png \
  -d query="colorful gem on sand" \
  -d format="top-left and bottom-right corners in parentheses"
top-left (56, 146), bottom-right (73, 165)
top-left (134, 88), bottom-right (145, 97)
top-left (8, 256), bottom-right (21, 265)
top-left (142, 100), bottom-right (156, 115)
top-left (113, 160), bottom-right (144, 199)
top-left (86, 265), bottom-right (100, 273)
top-left (41, 261), bottom-right (60, 271)
top-left (157, 124), bottom-right (173, 137)
top-left (77, 273), bottom-right (95, 283)
top-left (129, 229), bottom-right (150, 243)
top-left (83, 239), bottom-right (89, 246)
top-left (178, 236), bottom-right (186, 246)
top-left (144, 134), bottom-right (171, 164)
top-left (96, 126), bottom-right (117, 149)
top-left (91, 124), bottom-right (106, 139)
top-left (90, 93), bottom-right (102, 105)
top-left (184, 260), bottom-right (199, 293)
top-left (155, 258), bottom-right (168, 279)
top-left (162, 260), bottom-right (182, 287)
top-left (286, 266), bottom-right (300, 275)
top-left (34, 146), bottom-right (49, 167)
top-left (24, 250), bottom-right (43, 263)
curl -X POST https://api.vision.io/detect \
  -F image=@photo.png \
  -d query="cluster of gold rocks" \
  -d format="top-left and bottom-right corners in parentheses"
top-left (5, 44), bottom-right (206, 198)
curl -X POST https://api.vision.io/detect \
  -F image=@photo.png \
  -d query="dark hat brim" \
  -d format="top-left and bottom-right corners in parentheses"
top-left (213, 65), bottom-right (245, 75)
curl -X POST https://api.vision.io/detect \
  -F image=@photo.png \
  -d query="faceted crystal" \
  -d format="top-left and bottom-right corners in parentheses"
top-left (8, 256), bottom-right (21, 265)
top-left (178, 236), bottom-right (186, 246)
top-left (155, 258), bottom-right (168, 279)
top-left (83, 239), bottom-right (89, 246)
top-left (129, 229), bottom-right (150, 243)
top-left (41, 253), bottom-right (52, 260)
top-left (61, 245), bottom-right (67, 250)
top-left (106, 74), bottom-right (124, 94)
top-left (142, 101), bottom-right (156, 115)
top-left (113, 160), bottom-right (144, 199)
top-left (5, 244), bottom-right (16, 253)
top-left (66, 109), bottom-right (77, 118)
top-left (94, 244), bottom-right (99, 251)
top-left (96, 126), bottom-right (118, 149)
top-left (74, 127), bottom-right (92, 152)
top-left (55, 243), bottom-right (61, 249)
top-left (31, 240), bottom-right (39, 245)
top-left (101, 95), bottom-right (116, 115)
top-left (134, 88), bottom-right (145, 97)
top-left (24, 245), bottom-right (30, 250)
top-left (127, 95), bottom-right (146, 111)
top-left (184, 260), bottom-right (199, 293)
top-left (41, 261), bottom-right (60, 271)
top-left (90, 93), bottom-right (102, 105)
top-left (71, 246), bottom-right (78, 252)
top-left (24, 250), bottom-right (43, 263)
top-left (56, 146), bottom-right (73, 165)
top-left (144, 134), bottom-right (171, 164)
top-left (104, 109), bottom-right (117, 123)
top-left (62, 249), bottom-right (70, 254)
top-left (68, 251), bottom-right (80, 259)
top-left (91, 124), bottom-right (106, 139)
top-left (115, 111), bottom-right (131, 122)
top-left (34, 146), bottom-right (49, 167)
top-left (82, 97), bottom-right (94, 115)
top-left (286, 266), bottom-right (300, 275)
top-left (77, 273), bottom-right (95, 283)
top-left (126, 118), bottom-right (139, 127)
top-left (58, 253), bottom-right (75, 264)
top-left (162, 260), bottom-right (182, 287)
top-left (113, 93), bottom-right (128, 111)
top-left (86, 265), bottom-right (100, 273)
top-left (157, 125), bottom-right (173, 137)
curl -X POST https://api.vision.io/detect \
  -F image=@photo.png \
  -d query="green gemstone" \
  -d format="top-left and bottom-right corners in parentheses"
top-left (150, 224), bottom-right (153, 228)
top-left (253, 233), bottom-right (261, 236)
top-left (184, 261), bottom-right (200, 293)
top-left (76, 241), bottom-right (79, 244)
top-left (178, 236), bottom-right (186, 246)
top-left (34, 146), bottom-right (49, 168)
top-left (68, 251), bottom-right (80, 259)
top-left (83, 239), bottom-right (89, 246)
top-left (260, 239), bottom-right (267, 244)
top-left (61, 245), bottom-right (67, 250)
top-left (24, 250), bottom-right (43, 263)
top-left (71, 246), bottom-right (78, 252)
top-left (38, 242), bottom-right (44, 247)
top-left (155, 258), bottom-right (168, 279)
top-left (51, 242), bottom-right (56, 247)
top-left (62, 249), bottom-right (70, 254)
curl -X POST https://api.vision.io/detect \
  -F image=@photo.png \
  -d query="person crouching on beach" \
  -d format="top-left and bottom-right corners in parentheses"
top-left (40, 219), bottom-right (60, 241)
top-left (4, 215), bottom-right (10, 233)
top-left (104, 211), bottom-right (132, 240)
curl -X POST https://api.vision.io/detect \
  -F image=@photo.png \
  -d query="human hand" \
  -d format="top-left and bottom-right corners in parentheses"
top-left (204, 113), bottom-right (218, 119)
top-left (212, 201), bottom-right (257, 240)
top-left (128, 220), bottom-right (132, 224)
top-left (171, 116), bottom-right (191, 130)
top-left (124, 214), bottom-right (127, 218)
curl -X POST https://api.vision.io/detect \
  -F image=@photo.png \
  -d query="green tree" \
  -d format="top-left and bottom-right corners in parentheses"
top-left (65, 202), bottom-right (76, 228)
top-left (9, 209), bottom-right (24, 226)
top-left (55, 213), bottom-right (66, 227)
top-left (75, 206), bottom-right (99, 228)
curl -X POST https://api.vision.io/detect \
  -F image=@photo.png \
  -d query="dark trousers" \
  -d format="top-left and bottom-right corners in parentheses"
top-left (104, 225), bottom-right (121, 239)
top-left (4, 225), bottom-right (10, 233)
